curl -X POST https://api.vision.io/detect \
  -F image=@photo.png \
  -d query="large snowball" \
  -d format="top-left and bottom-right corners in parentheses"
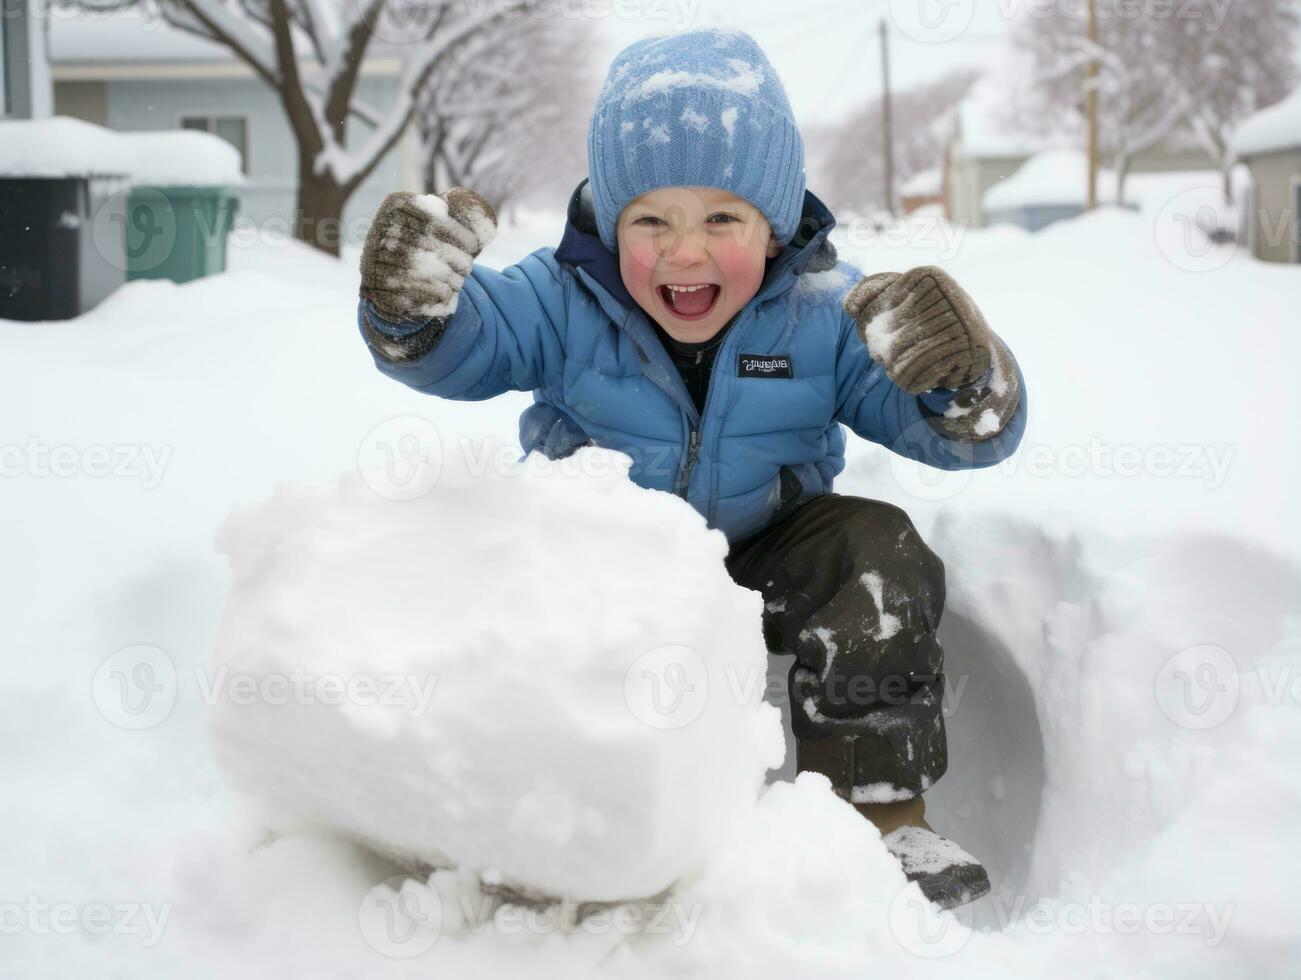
top-left (210, 443), bottom-right (784, 902)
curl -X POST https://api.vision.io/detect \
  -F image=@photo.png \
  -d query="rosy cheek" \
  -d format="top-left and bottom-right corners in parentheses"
top-left (620, 239), bottom-right (661, 297)
top-left (713, 241), bottom-right (765, 294)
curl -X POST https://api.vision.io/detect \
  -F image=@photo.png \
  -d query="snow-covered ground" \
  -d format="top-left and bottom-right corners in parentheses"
top-left (2, 173), bottom-right (1299, 977)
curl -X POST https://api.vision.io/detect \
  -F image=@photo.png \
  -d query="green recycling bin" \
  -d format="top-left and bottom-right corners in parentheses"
top-left (125, 185), bottom-right (240, 283)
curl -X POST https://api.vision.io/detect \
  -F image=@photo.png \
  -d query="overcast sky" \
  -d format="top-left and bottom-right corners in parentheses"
top-left (597, 0), bottom-right (1014, 126)
top-left (597, 0), bottom-right (1301, 127)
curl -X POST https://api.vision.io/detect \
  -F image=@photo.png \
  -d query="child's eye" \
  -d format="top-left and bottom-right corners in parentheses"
top-left (707, 213), bottom-right (738, 224)
top-left (634, 215), bottom-right (666, 227)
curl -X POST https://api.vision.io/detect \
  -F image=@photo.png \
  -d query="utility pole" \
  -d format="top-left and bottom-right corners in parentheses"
top-left (1085, 0), bottom-right (1099, 210)
top-left (879, 18), bottom-right (895, 217)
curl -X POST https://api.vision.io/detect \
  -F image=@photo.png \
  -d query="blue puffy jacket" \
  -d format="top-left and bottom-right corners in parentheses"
top-left (358, 180), bottom-right (1027, 544)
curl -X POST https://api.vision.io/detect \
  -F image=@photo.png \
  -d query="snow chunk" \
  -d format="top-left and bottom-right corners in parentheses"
top-left (679, 106), bottom-right (710, 133)
top-left (851, 781), bottom-right (913, 803)
top-left (795, 266), bottom-right (850, 296)
top-left (973, 408), bottom-right (1001, 436)
top-left (859, 571), bottom-right (902, 640)
top-left (862, 306), bottom-right (899, 363)
top-left (0, 116), bottom-right (243, 185)
top-left (633, 58), bottom-right (764, 99)
top-left (881, 825), bottom-right (980, 876)
top-left (210, 443), bottom-right (781, 903)
top-left (721, 106), bottom-right (739, 140)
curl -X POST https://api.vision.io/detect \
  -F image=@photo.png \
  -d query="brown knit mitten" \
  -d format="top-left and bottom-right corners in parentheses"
top-left (844, 265), bottom-right (1021, 442)
top-left (843, 265), bottom-right (992, 394)
top-left (359, 188), bottom-right (497, 322)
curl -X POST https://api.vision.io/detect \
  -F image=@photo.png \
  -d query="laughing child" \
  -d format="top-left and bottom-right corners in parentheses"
top-left (356, 29), bottom-right (1026, 910)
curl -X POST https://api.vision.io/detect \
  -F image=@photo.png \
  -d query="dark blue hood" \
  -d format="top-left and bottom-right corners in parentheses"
top-left (553, 178), bottom-right (839, 312)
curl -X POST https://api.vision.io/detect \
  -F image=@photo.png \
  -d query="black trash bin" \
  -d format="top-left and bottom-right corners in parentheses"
top-left (0, 175), bottom-right (129, 322)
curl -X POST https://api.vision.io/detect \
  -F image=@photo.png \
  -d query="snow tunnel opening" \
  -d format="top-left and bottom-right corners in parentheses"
top-left (765, 609), bottom-right (1046, 930)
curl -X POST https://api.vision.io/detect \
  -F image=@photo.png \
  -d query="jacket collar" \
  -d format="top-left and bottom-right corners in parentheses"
top-left (553, 178), bottom-right (839, 320)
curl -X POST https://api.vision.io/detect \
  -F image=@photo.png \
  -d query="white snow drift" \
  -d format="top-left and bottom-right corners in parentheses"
top-left (210, 443), bottom-right (783, 903)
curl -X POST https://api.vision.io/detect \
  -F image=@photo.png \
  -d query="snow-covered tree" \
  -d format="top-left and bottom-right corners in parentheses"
top-left (810, 68), bottom-right (977, 218)
top-left (414, 9), bottom-right (593, 212)
top-left (66, 0), bottom-right (540, 255)
top-left (1009, 1), bottom-right (1298, 205)
top-left (1170, 0), bottom-right (1298, 200)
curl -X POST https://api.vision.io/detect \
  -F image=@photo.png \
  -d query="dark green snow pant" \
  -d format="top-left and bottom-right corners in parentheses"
top-left (724, 494), bottom-right (948, 799)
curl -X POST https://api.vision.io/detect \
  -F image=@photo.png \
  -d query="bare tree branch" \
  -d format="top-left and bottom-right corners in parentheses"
top-left (159, 0), bottom-right (279, 85)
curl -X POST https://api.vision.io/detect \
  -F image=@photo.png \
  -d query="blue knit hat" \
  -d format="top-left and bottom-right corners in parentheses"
top-left (587, 29), bottom-right (806, 252)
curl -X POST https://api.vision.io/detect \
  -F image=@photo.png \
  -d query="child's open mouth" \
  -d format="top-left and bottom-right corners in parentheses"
top-left (658, 283), bottom-right (721, 321)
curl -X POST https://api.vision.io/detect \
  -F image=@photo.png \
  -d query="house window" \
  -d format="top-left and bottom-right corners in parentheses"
top-left (181, 115), bottom-right (249, 174)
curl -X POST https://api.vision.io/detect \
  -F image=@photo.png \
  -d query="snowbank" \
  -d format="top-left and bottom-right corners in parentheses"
top-left (1230, 86), bottom-right (1301, 159)
top-left (3, 186), bottom-right (1299, 976)
top-left (984, 149), bottom-right (1119, 211)
top-left (210, 444), bottom-right (783, 903)
top-left (0, 116), bottom-right (243, 185)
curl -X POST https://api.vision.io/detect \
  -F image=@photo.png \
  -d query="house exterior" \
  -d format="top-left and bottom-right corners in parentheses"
top-left (1, 0), bottom-right (53, 119)
top-left (48, 12), bottom-right (422, 242)
top-left (982, 149), bottom-right (1129, 231)
top-left (900, 167), bottom-right (942, 215)
top-left (943, 77), bottom-right (1051, 230)
top-left (1230, 87), bottom-right (1301, 264)
top-left (944, 73), bottom-right (1215, 229)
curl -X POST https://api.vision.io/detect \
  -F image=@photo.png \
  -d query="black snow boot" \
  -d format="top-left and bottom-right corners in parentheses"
top-left (795, 735), bottom-right (991, 911)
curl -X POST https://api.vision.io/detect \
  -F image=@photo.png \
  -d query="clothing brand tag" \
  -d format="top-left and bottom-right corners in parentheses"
top-left (737, 353), bottom-right (793, 379)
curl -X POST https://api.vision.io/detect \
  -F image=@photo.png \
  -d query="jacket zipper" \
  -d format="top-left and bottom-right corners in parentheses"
top-left (675, 311), bottom-right (748, 507)
top-left (676, 428), bottom-right (700, 497)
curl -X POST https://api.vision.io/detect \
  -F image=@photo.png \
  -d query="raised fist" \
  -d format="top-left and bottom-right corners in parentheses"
top-left (360, 188), bottom-right (497, 321)
top-left (844, 265), bottom-right (993, 395)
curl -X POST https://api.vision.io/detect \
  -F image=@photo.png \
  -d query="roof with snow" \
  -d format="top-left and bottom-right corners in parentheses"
top-left (952, 73), bottom-right (1052, 160)
top-left (49, 11), bottom-right (235, 63)
top-left (901, 167), bottom-right (941, 196)
top-left (983, 149), bottom-right (1118, 211)
top-left (1230, 87), bottom-right (1301, 159)
top-left (48, 10), bottom-right (399, 72)
top-left (0, 116), bottom-right (244, 185)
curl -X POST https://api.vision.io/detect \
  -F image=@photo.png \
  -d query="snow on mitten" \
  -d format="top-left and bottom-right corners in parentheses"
top-left (843, 265), bottom-right (991, 393)
top-left (359, 188), bottom-right (497, 322)
top-left (844, 265), bottom-right (1020, 442)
